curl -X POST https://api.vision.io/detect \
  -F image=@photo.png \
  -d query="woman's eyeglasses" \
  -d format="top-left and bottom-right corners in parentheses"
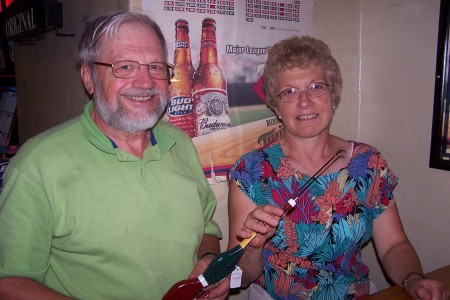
top-left (277, 82), bottom-right (333, 103)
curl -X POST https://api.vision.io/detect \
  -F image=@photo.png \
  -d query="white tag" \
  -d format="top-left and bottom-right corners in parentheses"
top-left (230, 266), bottom-right (242, 288)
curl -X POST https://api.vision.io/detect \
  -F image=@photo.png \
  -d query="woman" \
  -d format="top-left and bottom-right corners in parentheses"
top-left (227, 36), bottom-right (449, 299)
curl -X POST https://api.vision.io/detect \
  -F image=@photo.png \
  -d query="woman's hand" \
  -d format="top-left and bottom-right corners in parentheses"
top-left (236, 204), bottom-right (284, 249)
top-left (405, 276), bottom-right (450, 300)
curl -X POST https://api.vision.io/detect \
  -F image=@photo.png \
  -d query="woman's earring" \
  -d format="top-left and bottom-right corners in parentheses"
top-left (333, 103), bottom-right (336, 110)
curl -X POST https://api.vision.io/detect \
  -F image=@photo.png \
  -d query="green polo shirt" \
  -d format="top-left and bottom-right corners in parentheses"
top-left (0, 101), bottom-right (221, 299)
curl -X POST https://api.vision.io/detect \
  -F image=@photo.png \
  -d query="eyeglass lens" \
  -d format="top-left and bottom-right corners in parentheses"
top-left (113, 61), bottom-right (171, 79)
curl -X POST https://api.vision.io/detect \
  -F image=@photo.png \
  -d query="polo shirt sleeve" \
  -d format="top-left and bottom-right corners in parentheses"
top-left (0, 161), bottom-right (53, 282)
top-left (201, 184), bottom-right (222, 238)
top-left (188, 145), bottom-right (222, 239)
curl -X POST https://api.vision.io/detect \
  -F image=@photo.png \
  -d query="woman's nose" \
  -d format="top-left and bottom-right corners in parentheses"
top-left (296, 90), bottom-right (313, 108)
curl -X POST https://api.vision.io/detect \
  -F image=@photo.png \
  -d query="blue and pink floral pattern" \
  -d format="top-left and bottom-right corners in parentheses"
top-left (229, 141), bottom-right (397, 300)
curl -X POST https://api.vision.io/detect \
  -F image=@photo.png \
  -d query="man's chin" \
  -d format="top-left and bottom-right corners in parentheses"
top-left (117, 116), bottom-right (160, 133)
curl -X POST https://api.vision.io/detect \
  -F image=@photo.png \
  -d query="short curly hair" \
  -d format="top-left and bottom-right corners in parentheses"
top-left (263, 36), bottom-right (342, 110)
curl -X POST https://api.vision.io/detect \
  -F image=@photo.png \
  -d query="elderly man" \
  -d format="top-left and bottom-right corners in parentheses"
top-left (0, 11), bottom-right (224, 299)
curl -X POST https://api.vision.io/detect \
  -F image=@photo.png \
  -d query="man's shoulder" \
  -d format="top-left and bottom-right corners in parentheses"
top-left (12, 117), bottom-right (82, 164)
top-left (25, 117), bottom-right (81, 146)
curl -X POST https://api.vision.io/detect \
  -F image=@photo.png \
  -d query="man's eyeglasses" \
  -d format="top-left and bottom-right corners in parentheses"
top-left (277, 82), bottom-right (333, 103)
top-left (93, 60), bottom-right (174, 80)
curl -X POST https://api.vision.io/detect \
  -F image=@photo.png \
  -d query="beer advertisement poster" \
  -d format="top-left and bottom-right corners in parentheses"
top-left (140, 0), bottom-right (313, 182)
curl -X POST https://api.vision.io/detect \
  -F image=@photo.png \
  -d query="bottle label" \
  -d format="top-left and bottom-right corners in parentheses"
top-left (167, 95), bottom-right (195, 137)
top-left (175, 40), bottom-right (188, 49)
top-left (201, 39), bottom-right (216, 49)
top-left (193, 89), bottom-right (230, 136)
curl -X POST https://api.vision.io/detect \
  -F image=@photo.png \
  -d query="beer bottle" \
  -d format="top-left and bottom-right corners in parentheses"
top-left (167, 19), bottom-right (195, 138)
top-left (193, 18), bottom-right (231, 136)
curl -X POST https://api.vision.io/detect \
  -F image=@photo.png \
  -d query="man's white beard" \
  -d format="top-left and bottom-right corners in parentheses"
top-left (93, 75), bottom-right (168, 134)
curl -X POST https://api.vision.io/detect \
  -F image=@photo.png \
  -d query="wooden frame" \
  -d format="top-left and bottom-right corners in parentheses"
top-left (430, 0), bottom-right (450, 170)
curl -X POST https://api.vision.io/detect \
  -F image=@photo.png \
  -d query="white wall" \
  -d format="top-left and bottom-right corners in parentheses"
top-left (313, 0), bottom-right (450, 291)
top-left (361, 0), bottom-right (450, 289)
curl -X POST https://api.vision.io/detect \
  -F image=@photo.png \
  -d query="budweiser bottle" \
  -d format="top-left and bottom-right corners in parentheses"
top-left (193, 18), bottom-right (230, 136)
top-left (167, 19), bottom-right (195, 137)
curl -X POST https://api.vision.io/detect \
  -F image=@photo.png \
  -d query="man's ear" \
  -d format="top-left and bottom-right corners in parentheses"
top-left (81, 64), bottom-right (94, 95)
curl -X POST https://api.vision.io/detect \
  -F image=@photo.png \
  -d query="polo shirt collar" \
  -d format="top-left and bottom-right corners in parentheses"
top-left (80, 101), bottom-right (176, 159)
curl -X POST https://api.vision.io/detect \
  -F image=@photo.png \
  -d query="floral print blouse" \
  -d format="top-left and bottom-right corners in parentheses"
top-left (229, 141), bottom-right (398, 300)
